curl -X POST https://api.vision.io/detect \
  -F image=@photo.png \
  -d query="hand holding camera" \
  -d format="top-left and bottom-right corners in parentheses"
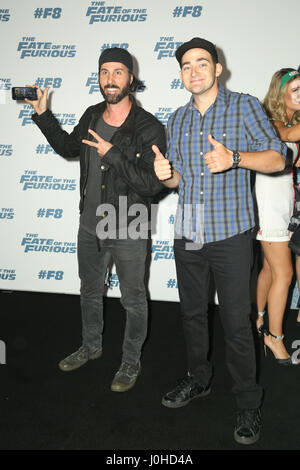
top-left (12, 85), bottom-right (50, 115)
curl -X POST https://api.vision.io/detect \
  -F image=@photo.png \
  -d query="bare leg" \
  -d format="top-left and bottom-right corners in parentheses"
top-left (261, 241), bottom-right (293, 359)
top-left (256, 250), bottom-right (272, 331)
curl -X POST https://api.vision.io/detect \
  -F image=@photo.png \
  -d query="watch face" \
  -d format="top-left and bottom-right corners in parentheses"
top-left (232, 151), bottom-right (241, 168)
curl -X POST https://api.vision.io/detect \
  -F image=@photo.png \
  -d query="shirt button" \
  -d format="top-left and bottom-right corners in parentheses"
top-left (201, 172), bottom-right (204, 176)
top-left (200, 132), bottom-right (203, 136)
top-left (136, 153), bottom-right (141, 158)
top-left (100, 165), bottom-right (105, 170)
top-left (200, 152), bottom-right (203, 156)
top-left (101, 185), bottom-right (105, 189)
top-left (223, 133), bottom-right (226, 137)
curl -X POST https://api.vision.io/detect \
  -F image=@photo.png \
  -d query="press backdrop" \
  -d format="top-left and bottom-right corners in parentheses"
top-left (0, 0), bottom-right (299, 306)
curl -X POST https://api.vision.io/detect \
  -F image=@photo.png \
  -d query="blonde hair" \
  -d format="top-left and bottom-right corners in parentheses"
top-left (263, 68), bottom-right (300, 126)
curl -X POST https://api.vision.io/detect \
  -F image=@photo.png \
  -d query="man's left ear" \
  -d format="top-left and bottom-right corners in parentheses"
top-left (215, 63), bottom-right (222, 78)
top-left (130, 73), bottom-right (134, 85)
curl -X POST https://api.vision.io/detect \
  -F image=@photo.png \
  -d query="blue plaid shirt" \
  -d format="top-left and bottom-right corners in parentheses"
top-left (167, 85), bottom-right (287, 244)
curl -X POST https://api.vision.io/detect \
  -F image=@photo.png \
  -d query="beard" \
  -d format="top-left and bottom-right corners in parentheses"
top-left (100, 78), bottom-right (131, 104)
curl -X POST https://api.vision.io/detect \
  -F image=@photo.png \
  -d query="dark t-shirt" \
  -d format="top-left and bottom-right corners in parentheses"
top-left (79, 114), bottom-right (119, 235)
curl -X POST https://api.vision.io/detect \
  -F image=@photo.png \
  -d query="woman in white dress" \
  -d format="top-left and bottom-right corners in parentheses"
top-left (255, 68), bottom-right (300, 364)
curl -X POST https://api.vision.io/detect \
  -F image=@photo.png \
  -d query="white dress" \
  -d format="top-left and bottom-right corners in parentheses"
top-left (255, 142), bottom-right (299, 242)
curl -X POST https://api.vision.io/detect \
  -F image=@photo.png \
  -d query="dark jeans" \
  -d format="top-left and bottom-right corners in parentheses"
top-left (77, 226), bottom-right (148, 365)
top-left (174, 231), bottom-right (263, 409)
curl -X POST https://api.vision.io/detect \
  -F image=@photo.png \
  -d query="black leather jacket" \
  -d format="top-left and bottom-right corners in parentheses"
top-left (32, 96), bottom-right (166, 220)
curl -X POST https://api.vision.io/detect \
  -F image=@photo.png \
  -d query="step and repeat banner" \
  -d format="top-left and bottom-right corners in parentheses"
top-left (1, 0), bottom-right (299, 305)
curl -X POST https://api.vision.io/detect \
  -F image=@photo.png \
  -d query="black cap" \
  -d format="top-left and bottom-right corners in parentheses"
top-left (98, 47), bottom-right (133, 72)
top-left (175, 37), bottom-right (218, 66)
top-left (98, 47), bottom-right (145, 93)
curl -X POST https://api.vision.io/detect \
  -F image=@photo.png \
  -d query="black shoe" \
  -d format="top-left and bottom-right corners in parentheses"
top-left (162, 374), bottom-right (211, 409)
top-left (234, 408), bottom-right (261, 445)
top-left (263, 330), bottom-right (298, 365)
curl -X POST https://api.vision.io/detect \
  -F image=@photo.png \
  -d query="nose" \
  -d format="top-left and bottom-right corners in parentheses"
top-left (191, 64), bottom-right (199, 76)
top-left (105, 71), bottom-right (113, 82)
top-left (101, 70), bottom-right (116, 83)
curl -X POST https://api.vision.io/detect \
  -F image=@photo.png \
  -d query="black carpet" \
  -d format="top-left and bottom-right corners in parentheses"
top-left (0, 290), bottom-right (300, 453)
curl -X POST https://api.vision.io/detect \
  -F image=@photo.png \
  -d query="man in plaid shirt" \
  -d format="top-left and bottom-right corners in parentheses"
top-left (153, 37), bottom-right (286, 445)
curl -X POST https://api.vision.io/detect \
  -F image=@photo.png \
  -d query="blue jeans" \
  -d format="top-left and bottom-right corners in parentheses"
top-left (77, 226), bottom-right (148, 365)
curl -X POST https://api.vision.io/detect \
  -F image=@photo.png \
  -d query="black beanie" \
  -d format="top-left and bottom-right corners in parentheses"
top-left (98, 47), bottom-right (145, 92)
top-left (98, 47), bottom-right (133, 72)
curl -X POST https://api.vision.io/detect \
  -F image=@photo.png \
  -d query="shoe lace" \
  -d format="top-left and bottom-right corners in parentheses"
top-left (173, 375), bottom-right (194, 393)
top-left (119, 362), bottom-right (138, 375)
top-left (73, 346), bottom-right (87, 360)
top-left (237, 409), bottom-right (261, 431)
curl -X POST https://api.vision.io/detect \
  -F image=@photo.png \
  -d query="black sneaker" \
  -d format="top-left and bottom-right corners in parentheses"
top-left (162, 374), bottom-right (211, 408)
top-left (234, 408), bottom-right (262, 445)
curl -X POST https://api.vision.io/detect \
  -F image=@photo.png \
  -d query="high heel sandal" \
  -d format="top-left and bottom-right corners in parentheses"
top-left (263, 330), bottom-right (295, 366)
top-left (256, 311), bottom-right (265, 336)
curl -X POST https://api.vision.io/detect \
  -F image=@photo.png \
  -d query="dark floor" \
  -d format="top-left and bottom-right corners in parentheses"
top-left (0, 290), bottom-right (300, 454)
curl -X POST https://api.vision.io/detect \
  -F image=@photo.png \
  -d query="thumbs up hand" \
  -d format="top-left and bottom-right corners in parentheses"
top-left (152, 145), bottom-right (172, 181)
top-left (204, 134), bottom-right (233, 173)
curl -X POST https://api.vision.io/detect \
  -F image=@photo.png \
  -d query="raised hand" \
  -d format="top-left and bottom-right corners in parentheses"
top-left (82, 129), bottom-right (113, 157)
top-left (152, 144), bottom-right (172, 180)
top-left (25, 85), bottom-right (50, 115)
top-left (204, 134), bottom-right (233, 173)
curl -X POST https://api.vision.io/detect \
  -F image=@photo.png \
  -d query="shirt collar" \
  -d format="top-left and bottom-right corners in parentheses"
top-left (187, 83), bottom-right (229, 113)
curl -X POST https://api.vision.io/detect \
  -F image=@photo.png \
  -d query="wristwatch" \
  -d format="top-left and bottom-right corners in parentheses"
top-left (231, 150), bottom-right (241, 169)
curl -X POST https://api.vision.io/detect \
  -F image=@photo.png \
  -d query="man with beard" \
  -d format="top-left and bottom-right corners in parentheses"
top-left (27, 47), bottom-right (165, 392)
top-left (152, 37), bottom-right (287, 444)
